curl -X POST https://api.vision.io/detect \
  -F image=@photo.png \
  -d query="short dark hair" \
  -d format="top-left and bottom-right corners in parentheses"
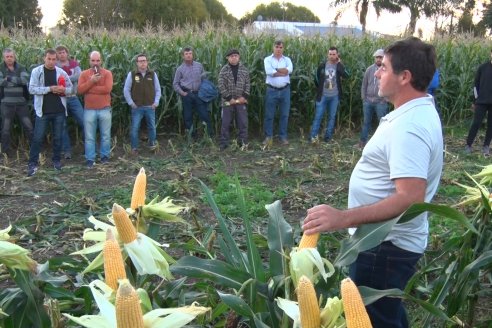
top-left (328, 46), bottom-right (338, 53)
top-left (55, 45), bottom-right (69, 53)
top-left (45, 49), bottom-right (56, 56)
top-left (136, 53), bottom-right (147, 61)
top-left (274, 40), bottom-right (283, 46)
top-left (385, 37), bottom-right (436, 92)
top-left (182, 47), bottom-right (193, 54)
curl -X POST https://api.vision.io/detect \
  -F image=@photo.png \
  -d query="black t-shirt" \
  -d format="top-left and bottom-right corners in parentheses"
top-left (42, 67), bottom-right (65, 114)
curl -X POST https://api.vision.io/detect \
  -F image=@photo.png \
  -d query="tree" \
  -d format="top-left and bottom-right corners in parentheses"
top-left (0, 0), bottom-right (42, 31)
top-left (330, 0), bottom-right (401, 33)
top-left (59, 0), bottom-right (130, 30)
top-left (202, 0), bottom-right (237, 24)
top-left (239, 2), bottom-right (320, 26)
top-left (481, 2), bottom-right (492, 32)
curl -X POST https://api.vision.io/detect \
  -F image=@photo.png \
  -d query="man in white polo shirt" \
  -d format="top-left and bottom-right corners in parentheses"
top-left (302, 37), bottom-right (443, 327)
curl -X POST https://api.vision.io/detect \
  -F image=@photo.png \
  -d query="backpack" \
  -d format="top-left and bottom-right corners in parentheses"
top-left (198, 79), bottom-right (218, 103)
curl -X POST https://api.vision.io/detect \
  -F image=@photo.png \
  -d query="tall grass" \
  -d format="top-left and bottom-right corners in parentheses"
top-left (1, 25), bottom-right (491, 138)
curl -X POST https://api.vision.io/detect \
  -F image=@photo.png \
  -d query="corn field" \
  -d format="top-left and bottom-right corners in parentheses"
top-left (1, 25), bottom-right (491, 137)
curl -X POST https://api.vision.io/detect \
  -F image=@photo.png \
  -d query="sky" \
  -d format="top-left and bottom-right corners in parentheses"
top-left (38, 0), bottom-right (428, 36)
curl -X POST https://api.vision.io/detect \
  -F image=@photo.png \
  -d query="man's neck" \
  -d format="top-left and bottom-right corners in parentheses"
top-left (392, 90), bottom-right (427, 109)
top-left (58, 60), bottom-right (69, 66)
top-left (5, 62), bottom-right (14, 70)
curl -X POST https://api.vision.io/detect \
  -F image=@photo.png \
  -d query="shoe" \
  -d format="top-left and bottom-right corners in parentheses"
top-left (354, 141), bottom-right (366, 149)
top-left (464, 145), bottom-right (472, 154)
top-left (280, 139), bottom-right (289, 145)
top-left (86, 160), bottom-right (95, 169)
top-left (64, 152), bottom-right (72, 159)
top-left (323, 137), bottom-right (331, 143)
top-left (483, 146), bottom-right (490, 157)
top-left (101, 157), bottom-right (109, 164)
top-left (262, 137), bottom-right (273, 146)
top-left (27, 163), bottom-right (38, 177)
top-left (131, 149), bottom-right (139, 156)
top-left (148, 142), bottom-right (157, 151)
top-left (219, 144), bottom-right (228, 151)
top-left (53, 160), bottom-right (62, 171)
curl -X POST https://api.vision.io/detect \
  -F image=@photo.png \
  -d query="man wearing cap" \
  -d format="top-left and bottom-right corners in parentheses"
top-left (218, 49), bottom-right (250, 150)
top-left (172, 47), bottom-right (213, 138)
top-left (263, 40), bottom-right (293, 146)
top-left (357, 48), bottom-right (389, 149)
top-left (309, 46), bottom-right (349, 143)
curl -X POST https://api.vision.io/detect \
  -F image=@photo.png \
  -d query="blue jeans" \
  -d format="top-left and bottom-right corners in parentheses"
top-left (131, 106), bottom-right (156, 149)
top-left (360, 101), bottom-right (388, 143)
top-left (349, 241), bottom-right (422, 328)
top-left (310, 94), bottom-right (339, 140)
top-left (28, 113), bottom-right (65, 165)
top-left (181, 92), bottom-right (212, 136)
top-left (84, 107), bottom-right (112, 161)
top-left (62, 96), bottom-right (85, 153)
top-left (264, 86), bottom-right (291, 140)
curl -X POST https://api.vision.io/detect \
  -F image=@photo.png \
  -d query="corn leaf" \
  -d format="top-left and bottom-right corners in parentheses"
top-left (265, 200), bottom-right (293, 276)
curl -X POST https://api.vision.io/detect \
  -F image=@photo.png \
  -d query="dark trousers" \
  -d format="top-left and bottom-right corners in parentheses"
top-left (1, 103), bottom-right (33, 154)
top-left (349, 241), bottom-right (422, 328)
top-left (466, 104), bottom-right (492, 147)
top-left (181, 92), bottom-right (213, 136)
top-left (29, 113), bottom-right (65, 165)
top-left (220, 104), bottom-right (248, 147)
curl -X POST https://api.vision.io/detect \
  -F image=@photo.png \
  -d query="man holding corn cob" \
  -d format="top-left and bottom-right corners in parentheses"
top-left (303, 37), bottom-right (443, 328)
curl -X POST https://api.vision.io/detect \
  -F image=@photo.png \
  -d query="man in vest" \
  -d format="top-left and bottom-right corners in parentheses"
top-left (0, 48), bottom-right (33, 158)
top-left (123, 53), bottom-right (161, 155)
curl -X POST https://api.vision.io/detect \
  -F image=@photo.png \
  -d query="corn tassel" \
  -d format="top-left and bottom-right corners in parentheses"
top-left (131, 168), bottom-right (147, 209)
top-left (116, 279), bottom-right (144, 328)
top-left (298, 232), bottom-right (319, 248)
top-left (297, 275), bottom-right (321, 328)
top-left (112, 203), bottom-right (137, 244)
top-left (103, 229), bottom-right (126, 290)
top-left (341, 278), bottom-right (372, 328)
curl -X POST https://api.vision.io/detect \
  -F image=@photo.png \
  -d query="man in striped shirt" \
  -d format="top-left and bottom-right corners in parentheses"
top-left (0, 48), bottom-right (33, 157)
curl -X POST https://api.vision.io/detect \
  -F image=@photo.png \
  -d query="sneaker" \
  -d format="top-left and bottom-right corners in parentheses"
top-left (101, 157), bottom-right (109, 164)
top-left (323, 137), bottom-right (331, 143)
top-left (464, 145), bottom-right (472, 154)
top-left (483, 146), bottom-right (490, 157)
top-left (64, 152), bottom-right (72, 159)
top-left (280, 139), bottom-right (289, 145)
top-left (86, 160), bottom-right (95, 169)
top-left (262, 137), bottom-right (273, 146)
top-left (27, 163), bottom-right (38, 177)
top-left (131, 149), bottom-right (139, 156)
top-left (148, 142), bottom-right (158, 151)
top-left (53, 160), bottom-right (62, 171)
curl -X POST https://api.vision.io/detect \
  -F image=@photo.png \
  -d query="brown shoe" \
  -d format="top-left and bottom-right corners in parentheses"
top-left (280, 139), bottom-right (289, 145)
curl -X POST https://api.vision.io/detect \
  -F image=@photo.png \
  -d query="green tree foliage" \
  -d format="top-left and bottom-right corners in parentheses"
top-left (59, 0), bottom-right (233, 30)
top-left (239, 2), bottom-right (320, 26)
top-left (330, 0), bottom-right (401, 33)
top-left (0, 0), bottom-right (42, 31)
top-left (481, 2), bottom-right (492, 32)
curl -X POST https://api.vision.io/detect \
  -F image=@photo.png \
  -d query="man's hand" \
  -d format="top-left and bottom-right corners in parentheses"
top-left (275, 68), bottom-right (289, 76)
top-left (131, 104), bottom-right (138, 109)
top-left (50, 85), bottom-right (66, 94)
top-left (237, 97), bottom-right (247, 104)
top-left (302, 204), bottom-right (345, 235)
top-left (151, 104), bottom-right (157, 110)
top-left (90, 74), bottom-right (101, 84)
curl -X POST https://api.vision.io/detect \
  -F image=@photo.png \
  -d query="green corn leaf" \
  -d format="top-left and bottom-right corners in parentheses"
top-left (265, 200), bottom-right (293, 277)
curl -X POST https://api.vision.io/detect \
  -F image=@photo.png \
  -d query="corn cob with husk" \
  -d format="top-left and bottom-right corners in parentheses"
top-left (298, 232), bottom-right (320, 248)
top-left (131, 168), bottom-right (147, 210)
top-left (112, 203), bottom-right (137, 244)
top-left (116, 279), bottom-right (145, 328)
top-left (297, 275), bottom-right (321, 328)
top-left (341, 278), bottom-right (372, 328)
top-left (103, 229), bottom-right (127, 290)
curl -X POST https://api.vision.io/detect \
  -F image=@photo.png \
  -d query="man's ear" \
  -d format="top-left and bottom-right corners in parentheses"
top-left (399, 70), bottom-right (413, 86)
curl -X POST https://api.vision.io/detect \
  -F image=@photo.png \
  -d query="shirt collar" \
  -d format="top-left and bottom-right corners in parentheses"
top-left (383, 95), bottom-right (435, 122)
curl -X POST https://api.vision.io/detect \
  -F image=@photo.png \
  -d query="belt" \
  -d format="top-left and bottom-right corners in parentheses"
top-left (267, 84), bottom-right (289, 91)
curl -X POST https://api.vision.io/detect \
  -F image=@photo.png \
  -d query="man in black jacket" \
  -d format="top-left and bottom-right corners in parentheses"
top-left (0, 48), bottom-right (33, 157)
top-left (465, 49), bottom-right (492, 156)
top-left (308, 46), bottom-right (349, 142)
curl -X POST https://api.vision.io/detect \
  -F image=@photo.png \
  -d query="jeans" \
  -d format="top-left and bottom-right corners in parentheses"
top-left (349, 241), bottom-right (422, 328)
top-left (1, 103), bottom-right (34, 154)
top-left (360, 101), bottom-right (388, 143)
top-left (466, 104), bottom-right (492, 147)
top-left (62, 96), bottom-right (85, 153)
top-left (84, 107), bottom-right (112, 161)
top-left (220, 104), bottom-right (248, 147)
top-left (264, 86), bottom-right (290, 140)
top-left (310, 94), bottom-right (339, 140)
top-left (131, 106), bottom-right (156, 149)
top-left (181, 92), bottom-right (213, 136)
top-left (28, 113), bottom-right (65, 165)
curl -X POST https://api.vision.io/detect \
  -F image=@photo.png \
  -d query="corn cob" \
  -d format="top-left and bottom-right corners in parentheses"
top-left (103, 229), bottom-right (126, 290)
top-left (116, 279), bottom-right (144, 328)
top-left (298, 232), bottom-right (319, 248)
top-left (112, 203), bottom-right (137, 244)
top-left (341, 278), bottom-right (372, 328)
top-left (131, 168), bottom-right (147, 209)
top-left (297, 275), bottom-right (321, 328)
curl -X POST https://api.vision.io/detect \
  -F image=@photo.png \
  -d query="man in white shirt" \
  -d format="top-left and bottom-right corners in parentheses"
top-left (263, 40), bottom-right (293, 146)
top-left (302, 37), bottom-right (443, 328)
